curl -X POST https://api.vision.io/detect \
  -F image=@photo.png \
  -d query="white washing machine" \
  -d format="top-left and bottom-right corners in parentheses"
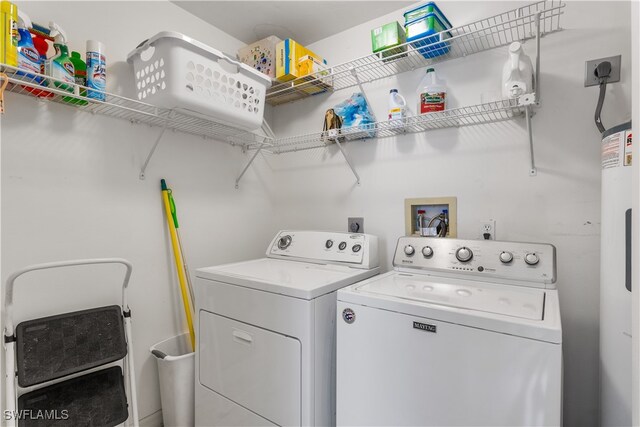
top-left (195, 230), bottom-right (379, 427)
top-left (337, 236), bottom-right (562, 426)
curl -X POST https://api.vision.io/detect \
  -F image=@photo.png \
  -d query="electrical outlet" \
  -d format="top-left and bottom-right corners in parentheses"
top-left (480, 219), bottom-right (496, 240)
top-left (348, 217), bottom-right (364, 233)
top-left (584, 55), bottom-right (621, 87)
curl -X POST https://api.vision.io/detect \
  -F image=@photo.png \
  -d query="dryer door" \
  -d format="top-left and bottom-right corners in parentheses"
top-left (199, 311), bottom-right (301, 426)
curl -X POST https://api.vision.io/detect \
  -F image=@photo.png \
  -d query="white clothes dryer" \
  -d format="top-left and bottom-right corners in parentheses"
top-left (195, 230), bottom-right (379, 426)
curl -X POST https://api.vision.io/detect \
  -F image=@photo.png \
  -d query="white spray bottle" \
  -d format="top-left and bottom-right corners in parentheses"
top-left (501, 41), bottom-right (534, 99)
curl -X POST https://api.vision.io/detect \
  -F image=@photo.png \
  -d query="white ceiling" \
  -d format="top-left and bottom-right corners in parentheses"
top-left (172, 1), bottom-right (414, 46)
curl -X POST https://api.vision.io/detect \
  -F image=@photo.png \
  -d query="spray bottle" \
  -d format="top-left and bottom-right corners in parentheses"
top-left (30, 29), bottom-right (54, 98)
top-left (44, 22), bottom-right (74, 92)
top-left (16, 11), bottom-right (48, 97)
top-left (16, 12), bottom-right (40, 78)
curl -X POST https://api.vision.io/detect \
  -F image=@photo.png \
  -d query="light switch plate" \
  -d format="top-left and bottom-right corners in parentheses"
top-left (584, 55), bottom-right (621, 87)
top-left (348, 217), bottom-right (364, 233)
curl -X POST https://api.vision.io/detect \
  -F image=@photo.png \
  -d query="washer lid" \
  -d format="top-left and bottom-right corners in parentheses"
top-left (196, 258), bottom-right (379, 300)
top-left (356, 273), bottom-right (545, 320)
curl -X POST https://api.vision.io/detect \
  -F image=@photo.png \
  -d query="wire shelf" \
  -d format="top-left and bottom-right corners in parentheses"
top-left (252, 99), bottom-right (527, 154)
top-left (0, 64), bottom-right (258, 147)
top-left (265, 0), bottom-right (564, 106)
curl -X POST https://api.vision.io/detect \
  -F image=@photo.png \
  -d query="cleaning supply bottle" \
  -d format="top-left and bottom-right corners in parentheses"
top-left (31, 32), bottom-right (49, 73)
top-left (69, 51), bottom-right (88, 105)
top-left (86, 40), bottom-right (105, 101)
top-left (1, 0), bottom-right (18, 67)
top-left (501, 41), bottom-right (534, 99)
top-left (417, 68), bottom-right (447, 114)
top-left (70, 51), bottom-right (85, 86)
top-left (16, 11), bottom-right (49, 98)
top-left (44, 22), bottom-right (74, 92)
top-left (388, 89), bottom-right (407, 120)
top-left (30, 30), bottom-right (53, 98)
top-left (16, 12), bottom-right (40, 78)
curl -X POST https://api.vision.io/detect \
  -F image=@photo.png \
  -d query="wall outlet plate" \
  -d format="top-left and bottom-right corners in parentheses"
top-left (480, 219), bottom-right (496, 240)
top-left (584, 55), bottom-right (621, 87)
top-left (348, 217), bottom-right (364, 233)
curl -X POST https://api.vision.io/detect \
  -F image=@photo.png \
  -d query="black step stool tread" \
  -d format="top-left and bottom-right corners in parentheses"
top-left (18, 366), bottom-right (129, 427)
top-left (16, 306), bottom-right (127, 387)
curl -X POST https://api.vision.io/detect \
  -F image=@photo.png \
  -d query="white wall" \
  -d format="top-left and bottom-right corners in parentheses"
top-left (1, 1), bottom-right (633, 426)
top-left (1, 1), bottom-right (277, 422)
top-left (266, 2), bottom-right (632, 426)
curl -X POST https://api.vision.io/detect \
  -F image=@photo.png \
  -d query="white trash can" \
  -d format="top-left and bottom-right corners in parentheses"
top-left (150, 333), bottom-right (195, 427)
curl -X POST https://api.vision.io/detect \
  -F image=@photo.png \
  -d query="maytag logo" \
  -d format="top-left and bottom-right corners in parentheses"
top-left (413, 321), bottom-right (436, 333)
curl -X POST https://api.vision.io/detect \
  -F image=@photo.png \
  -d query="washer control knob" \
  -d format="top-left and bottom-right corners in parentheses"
top-left (338, 241), bottom-right (347, 251)
top-left (422, 246), bottom-right (434, 258)
top-left (352, 244), bottom-right (362, 253)
top-left (404, 245), bottom-right (415, 256)
top-left (325, 239), bottom-right (334, 249)
top-left (456, 247), bottom-right (473, 262)
top-left (278, 235), bottom-right (292, 250)
top-left (525, 252), bottom-right (540, 265)
top-left (499, 251), bottom-right (514, 264)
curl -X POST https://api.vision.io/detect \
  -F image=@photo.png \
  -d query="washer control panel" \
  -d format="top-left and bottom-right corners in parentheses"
top-left (393, 237), bottom-right (556, 287)
top-left (268, 230), bottom-right (379, 269)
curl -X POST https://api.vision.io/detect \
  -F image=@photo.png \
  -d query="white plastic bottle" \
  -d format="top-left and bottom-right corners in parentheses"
top-left (501, 41), bottom-right (534, 99)
top-left (86, 39), bottom-right (106, 101)
top-left (388, 89), bottom-right (406, 120)
top-left (417, 68), bottom-right (447, 114)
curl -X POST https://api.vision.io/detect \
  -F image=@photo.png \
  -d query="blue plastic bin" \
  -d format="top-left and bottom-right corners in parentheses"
top-left (405, 13), bottom-right (452, 59)
top-left (403, 2), bottom-right (452, 28)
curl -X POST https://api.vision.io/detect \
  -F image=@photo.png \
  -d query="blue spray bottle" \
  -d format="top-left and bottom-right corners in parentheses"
top-left (16, 11), bottom-right (42, 81)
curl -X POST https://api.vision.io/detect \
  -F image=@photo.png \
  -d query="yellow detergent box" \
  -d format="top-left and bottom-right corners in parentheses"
top-left (276, 38), bottom-right (326, 82)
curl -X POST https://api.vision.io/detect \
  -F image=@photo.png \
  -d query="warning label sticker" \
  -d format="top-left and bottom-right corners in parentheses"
top-left (602, 130), bottom-right (632, 169)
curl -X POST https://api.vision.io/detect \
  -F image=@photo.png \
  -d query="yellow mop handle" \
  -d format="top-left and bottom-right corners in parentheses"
top-left (161, 184), bottom-right (195, 350)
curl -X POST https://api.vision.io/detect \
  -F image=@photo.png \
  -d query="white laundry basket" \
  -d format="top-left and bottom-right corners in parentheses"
top-left (127, 32), bottom-right (271, 131)
top-left (150, 333), bottom-right (195, 427)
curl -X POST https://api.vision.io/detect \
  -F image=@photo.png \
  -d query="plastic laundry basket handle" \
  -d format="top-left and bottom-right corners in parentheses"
top-left (2, 258), bottom-right (133, 336)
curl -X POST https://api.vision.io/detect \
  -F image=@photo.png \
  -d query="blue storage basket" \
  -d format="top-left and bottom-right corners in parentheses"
top-left (405, 13), bottom-right (452, 59)
top-left (403, 2), bottom-right (452, 28)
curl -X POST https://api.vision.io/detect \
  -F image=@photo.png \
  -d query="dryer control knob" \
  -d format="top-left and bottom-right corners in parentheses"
top-left (456, 247), bottom-right (473, 262)
top-left (499, 251), bottom-right (514, 264)
top-left (404, 245), bottom-right (415, 256)
top-left (278, 235), bottom-right (292, 250)
top-left (422, 246), bottom-right (434, 258)
top-left (525, 252), bottom-right (540, 265)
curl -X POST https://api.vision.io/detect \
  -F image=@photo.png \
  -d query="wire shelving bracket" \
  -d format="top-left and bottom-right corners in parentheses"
top-left (235, 120), bottom-right (275, 189)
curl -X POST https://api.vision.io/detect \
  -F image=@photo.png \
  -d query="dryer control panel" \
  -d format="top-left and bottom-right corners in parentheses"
top-left (268, 230), bottom-right (379, 269)
top-left (393, 237), bottom-right (556, 288)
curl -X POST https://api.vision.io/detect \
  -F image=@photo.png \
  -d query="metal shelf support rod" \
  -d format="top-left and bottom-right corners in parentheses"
top-left (334, 138), bottom-right (361, 185)
top-left (534, 12), bottom-right (541, 104)
top-left (350, 67), bottom-right (374, 116)
top-left (139, 109), bottom-right (174, 180)
top-left (235, 119), bottom-right (274, 189)
top-left (526, 105), bottom-right (537, 176)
